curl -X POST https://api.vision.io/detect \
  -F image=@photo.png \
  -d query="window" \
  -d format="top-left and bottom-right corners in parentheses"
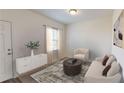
top-left (52, 30), bottom-right (58, 50)
top-left (46, 27), bottom-right (59, 51)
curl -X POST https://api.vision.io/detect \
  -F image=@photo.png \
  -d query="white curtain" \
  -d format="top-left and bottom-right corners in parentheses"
top-left (58, 29), bottom-right (63, 60)
top-left (46, 26), bottom-right (62, 63)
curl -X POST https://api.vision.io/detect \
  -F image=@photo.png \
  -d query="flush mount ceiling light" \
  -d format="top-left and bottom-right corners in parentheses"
top-left (68, 9), bottom-right (79, 15)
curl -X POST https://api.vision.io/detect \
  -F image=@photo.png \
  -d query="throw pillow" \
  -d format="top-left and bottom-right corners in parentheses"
top-left (102, 64), bottom-right (111, 76)
top-left (102, 55), bottom-right (109, 66)
top-left (106, 55), bottom-right (116, 66)
top-left (107, 61), bottom-right (120, 76)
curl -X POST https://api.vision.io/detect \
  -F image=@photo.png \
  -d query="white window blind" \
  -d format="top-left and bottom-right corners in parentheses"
top-left (46, 26), bottom-right (59, 51)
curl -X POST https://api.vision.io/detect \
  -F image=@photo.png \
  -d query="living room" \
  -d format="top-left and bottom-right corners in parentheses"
top-left (1, 0), bottom-right (124, 93)
top-left (0, 9), bottom-right (124, 83)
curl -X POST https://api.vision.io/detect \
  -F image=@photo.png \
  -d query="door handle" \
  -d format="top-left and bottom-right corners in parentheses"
top-left (8, 49), bottom-right (11, 51)
top-left (8, 53), bottom-right (12, 55)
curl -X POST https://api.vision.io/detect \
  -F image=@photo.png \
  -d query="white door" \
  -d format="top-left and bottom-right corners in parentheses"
top-left (0, 21), bottom-right (13, 82)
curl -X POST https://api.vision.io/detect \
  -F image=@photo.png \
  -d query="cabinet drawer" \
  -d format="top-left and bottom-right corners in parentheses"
top-left (16, 57), bottom-right (32, 74)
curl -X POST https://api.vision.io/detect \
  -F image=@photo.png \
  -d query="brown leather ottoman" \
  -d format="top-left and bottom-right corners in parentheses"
top-left (63, 58), bottom-right (82, 76)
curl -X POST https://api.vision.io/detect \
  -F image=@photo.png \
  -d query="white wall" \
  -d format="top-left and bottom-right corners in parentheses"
top-left (0, 9), bottom-right (66, 77)
top-left (66, 15), bottom-right (112, 60)
top-left (112, 10), bottom-right (124, 79)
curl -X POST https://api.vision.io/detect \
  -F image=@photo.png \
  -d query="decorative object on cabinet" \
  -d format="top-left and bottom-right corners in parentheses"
top-left (25, 41), bottom-right (40, 56)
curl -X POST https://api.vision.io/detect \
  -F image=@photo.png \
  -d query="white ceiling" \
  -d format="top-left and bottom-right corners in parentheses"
top-left (33, 9), bottom-right (113, 24)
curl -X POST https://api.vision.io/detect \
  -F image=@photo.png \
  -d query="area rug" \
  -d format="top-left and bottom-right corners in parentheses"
top-left (31, 59), bottom-right (91, 83)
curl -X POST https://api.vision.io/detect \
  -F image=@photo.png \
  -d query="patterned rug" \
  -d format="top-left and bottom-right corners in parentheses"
top-left (31, 59), bottom-right (91, 83)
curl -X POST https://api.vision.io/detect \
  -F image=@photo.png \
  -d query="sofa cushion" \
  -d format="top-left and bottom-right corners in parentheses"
top-left (74, 54), bottom-right (85, 57)
top-left (74, 54), bottom-right (85, 59)
top-left (106, 55), bottom-right (116, 66)
top-left (102, 65), bottom-right (111, 76)
top-left (102, 55), bottom-right (109, 66)
top-left (107, 61), bottom-right (120, 76)
top-left (85, 61), bottom-right (105, 77)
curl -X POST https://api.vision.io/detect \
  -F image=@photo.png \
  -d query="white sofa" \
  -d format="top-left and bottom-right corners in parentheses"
top-left (84, 56), bottom-right (122, 83)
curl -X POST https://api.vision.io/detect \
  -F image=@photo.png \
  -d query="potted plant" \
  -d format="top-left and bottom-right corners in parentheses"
top-left (25, 41), bottom-right (40, 56)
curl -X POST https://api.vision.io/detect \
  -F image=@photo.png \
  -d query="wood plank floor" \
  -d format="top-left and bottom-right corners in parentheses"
top-left (18, 58), bottom-right (67, 83)
top-left (2, 67), bottom-right (43, 83)
top-left (2, 76), bottom-right (36, 83)
top-left (2, 78), bottom-right (21, 83)
top-left (2, 57), bottom-right (67, 83)
top-left (18, 65), bottom-right (49, 83)
top-left (2, 65), bottom-right (48, 83)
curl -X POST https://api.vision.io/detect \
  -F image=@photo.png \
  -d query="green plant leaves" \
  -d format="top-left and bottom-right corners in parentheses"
top-left (25, 41), bottom-right (40, 49)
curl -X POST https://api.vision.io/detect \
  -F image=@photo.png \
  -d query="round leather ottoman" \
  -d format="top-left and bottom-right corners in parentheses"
top-left (63, 58), bottom-right (82, 76)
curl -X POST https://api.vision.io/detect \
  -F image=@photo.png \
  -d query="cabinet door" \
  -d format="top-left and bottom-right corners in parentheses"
top-left (16, 57), bottom-right (31, 74)
top-left (41, 54), bottom-right (47, 65)
top-left (31, 55), bottom-right (42, 68)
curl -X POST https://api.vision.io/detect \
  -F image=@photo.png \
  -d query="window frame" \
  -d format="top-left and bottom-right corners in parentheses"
top-left (47, 27), bottom-right (59, 51)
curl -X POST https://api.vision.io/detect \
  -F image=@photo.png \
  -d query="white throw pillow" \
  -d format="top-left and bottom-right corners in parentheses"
top-left (106, 55), bottom-right (116, 66)
top-left (107, 61), bottom-right (120, 76)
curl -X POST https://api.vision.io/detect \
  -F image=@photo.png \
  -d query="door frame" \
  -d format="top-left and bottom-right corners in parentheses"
top-left (0, 20), bottom-right (14, 80)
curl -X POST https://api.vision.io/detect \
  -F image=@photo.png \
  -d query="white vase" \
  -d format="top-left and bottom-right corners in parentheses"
top-left (31, 49), bottom-right (34, 56)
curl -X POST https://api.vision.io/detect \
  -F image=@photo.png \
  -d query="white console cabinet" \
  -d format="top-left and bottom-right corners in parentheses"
top-left (16, 54), bottom-right (47, 74)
